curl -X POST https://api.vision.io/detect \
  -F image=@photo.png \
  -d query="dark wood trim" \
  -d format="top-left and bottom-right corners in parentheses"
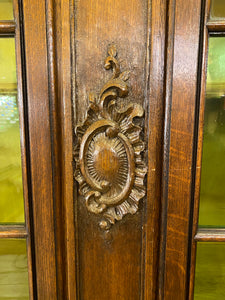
top-left (14, 0), bottom-right (36, 298)
top-left (188, 0), bottom-right (211, 299)
top-left (142, 0), bottom-right (166, 299)
top-left (0, 226), bottom-right (27, 238)
top-left (22, 0), bottom-right (58, 298)
top-left (45, 1), bottom-right (64, 299)
top-left (195, 228), bottom-right (225, 242)
top-left (207, 20), bottom-right (225, 32)
top-left (0, 21), bottom-right (15, 35)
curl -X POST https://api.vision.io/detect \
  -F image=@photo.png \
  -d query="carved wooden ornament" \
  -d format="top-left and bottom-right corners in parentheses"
top-left (74, 45), bottom-right (147, 229)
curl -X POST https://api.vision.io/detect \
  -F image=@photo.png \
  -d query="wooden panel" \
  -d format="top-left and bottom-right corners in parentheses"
top-left (72, 0), bottom-right (162, 299)
top-left (161, 0), bottom-right (203, 298)
top-left (22, 0), bottom-right (58, 298)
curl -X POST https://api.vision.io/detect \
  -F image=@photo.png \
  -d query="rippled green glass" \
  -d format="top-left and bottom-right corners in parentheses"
top-left (198, 37), bottom-right (225, 227)
top-left (211, 0), bottom-right (225, 19)
top-left (0, 239), bottom-right (29, 300)
top-left (0, 0), bottom-right (13, 20)
top-left (0, 38), bottom-right (25, 223)
top-left (194, 243), bottom-right (225, 299)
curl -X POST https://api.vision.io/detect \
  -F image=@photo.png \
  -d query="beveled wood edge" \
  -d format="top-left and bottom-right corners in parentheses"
top-left (56, 0), bottom-right (76, 298)
top-left (195, 228), bottom-right (225, 241)
top-left (0, 21), bottom-right (16, 34)
top-left (207, 20), bottom-right (225, 32)
top-left (188, 0), bottom-right (211, 299)
top-left (158, 0), bottom-right (176, 298)
top-left (141, 0), bottom-right (166, 298)
top-left (0, 225), bottom-right (27, 238)
top-left (13, 0), bottom-right (36, 299)
top-left (22, 0), bottom-right (58, 298)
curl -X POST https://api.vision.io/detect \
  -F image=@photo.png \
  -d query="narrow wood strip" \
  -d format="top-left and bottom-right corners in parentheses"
top-left (22, 0), bottom-right (58, 298)
top-left (158, 0), bottom-right (176, 298)
top-left (0, 21), bottom-right (15, 34)
top-left (195, 228), bottom-right (225, 242)
top-left (13, 0), bottom-right (36, 298)
top-left (0, 226), bottom-right (27, 238)
top-left (142, 0), bottom-right (167, 299)
top-left (57, 0), bottom-right (77, 298)
top-left (188, 0), bottom-right (211, 300)
top-left (188, 0), bottom-right (211, 299)
top-left (163, 0), bottom-right (202, 298)
top-left (207, 20), bottom-right (225, 32)
top-left (45, 0), bottom-right (64, 298)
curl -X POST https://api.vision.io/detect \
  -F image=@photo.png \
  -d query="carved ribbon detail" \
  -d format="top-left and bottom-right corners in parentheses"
top-left (74, 45), bottom-right (147, 230)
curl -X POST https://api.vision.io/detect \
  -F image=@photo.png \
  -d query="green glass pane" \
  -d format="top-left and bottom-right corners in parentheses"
top-left (198, 37), bottom-right (225, 227)
top-left (0, 239), bottom-right (29, 300)
top-left (194, 242), bottom-right (225, 299)
top-left (0, 0), bottom-right (13, 20)
top-left (0, 38), bottom-right (24, 223)
top-left (210, 0), bottom-right (225, 19)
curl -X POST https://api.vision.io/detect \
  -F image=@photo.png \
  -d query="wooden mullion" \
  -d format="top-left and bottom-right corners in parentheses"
top-left (188, 0), bottom-right (211, 299)
top-left (162, 0), bottom-right (203, 298)
top-left (13, 0), bottom-right (36, 299)
top-left (207, 20), bottom-right (225, 32)
top-left (0, 21), bottom-right (15, 35)
top-left (0, 225), bottom-right (27, 238)
top-left (195, 228), bottom-right (225, 242)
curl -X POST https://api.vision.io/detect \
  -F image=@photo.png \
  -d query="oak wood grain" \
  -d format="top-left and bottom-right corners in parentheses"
top-left (22, 0), bottom-right (58, 298)
top-left (73, 0), bottom-right (149, 299)
top-left (162, 0), bottom-right (202, 298)
top-left (188, 0), bottom-right (211, 299)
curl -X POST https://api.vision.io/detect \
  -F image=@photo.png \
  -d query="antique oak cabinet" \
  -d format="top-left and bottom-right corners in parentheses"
top-left (1, 0), bottom-right (224, 299)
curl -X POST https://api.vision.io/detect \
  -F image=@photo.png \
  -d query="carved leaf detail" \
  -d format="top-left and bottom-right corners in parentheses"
top-left (119, 70), bottom-right (130, 81)
top-left (74, 45), bottom-right (146, 230)
top-left (108, 44), bottom-right (117, 57)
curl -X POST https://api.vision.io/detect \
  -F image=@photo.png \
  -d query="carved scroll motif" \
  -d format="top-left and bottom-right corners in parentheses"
top-left (74, 45), bottom-right (147, 230)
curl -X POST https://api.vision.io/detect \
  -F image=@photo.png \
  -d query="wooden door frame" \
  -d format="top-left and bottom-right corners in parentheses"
top-left (18, 0), bottom-right (206, 298)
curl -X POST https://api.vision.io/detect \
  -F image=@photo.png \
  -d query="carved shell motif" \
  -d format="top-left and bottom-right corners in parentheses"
top-left (74, 45), bottom-right (147, 230)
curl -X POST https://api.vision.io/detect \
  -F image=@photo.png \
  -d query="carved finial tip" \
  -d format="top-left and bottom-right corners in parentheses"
top-left (108, 44), bottom-right (117, 57)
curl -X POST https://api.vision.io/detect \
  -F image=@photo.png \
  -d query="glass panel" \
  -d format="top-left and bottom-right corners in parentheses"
top-left (194, 242), bottom-right (225, 299)
top-left (210, 0), bottom-right (225, 20)
top-left (0, 0), bottom-right (13, 20)
top-left (198, 37), bottom-right (225, 227)
top-left (0, 38), bottom-right (25, 223)
top-left (0, 239), bottom-right (29, 300)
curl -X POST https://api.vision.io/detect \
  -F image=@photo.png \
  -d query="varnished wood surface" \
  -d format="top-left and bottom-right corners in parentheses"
top-left (13, 0), bottom-right (35, 298)
top-left (73, 0), bottom-right (152, 299)
top-left (143, 0), bottom-right (166, 299)
top-left (207, 20), bottom-right (225, 32)
top-left (162, 0), bottom-right (202, 298)
top-left (55, 0), bottom-right (76, 298)
top-left (189, 0), bottom-right (210, 299)
top-left (8, 0), bottom-right (210, 298)
top-left (0, 226), bottom-right (27, 238)
top-left (0, 21), bottom-right (15, 35)
top-left (195, 228), bottom-right (225, 241)
top-left (22, 0), bottom-right (58, 298)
